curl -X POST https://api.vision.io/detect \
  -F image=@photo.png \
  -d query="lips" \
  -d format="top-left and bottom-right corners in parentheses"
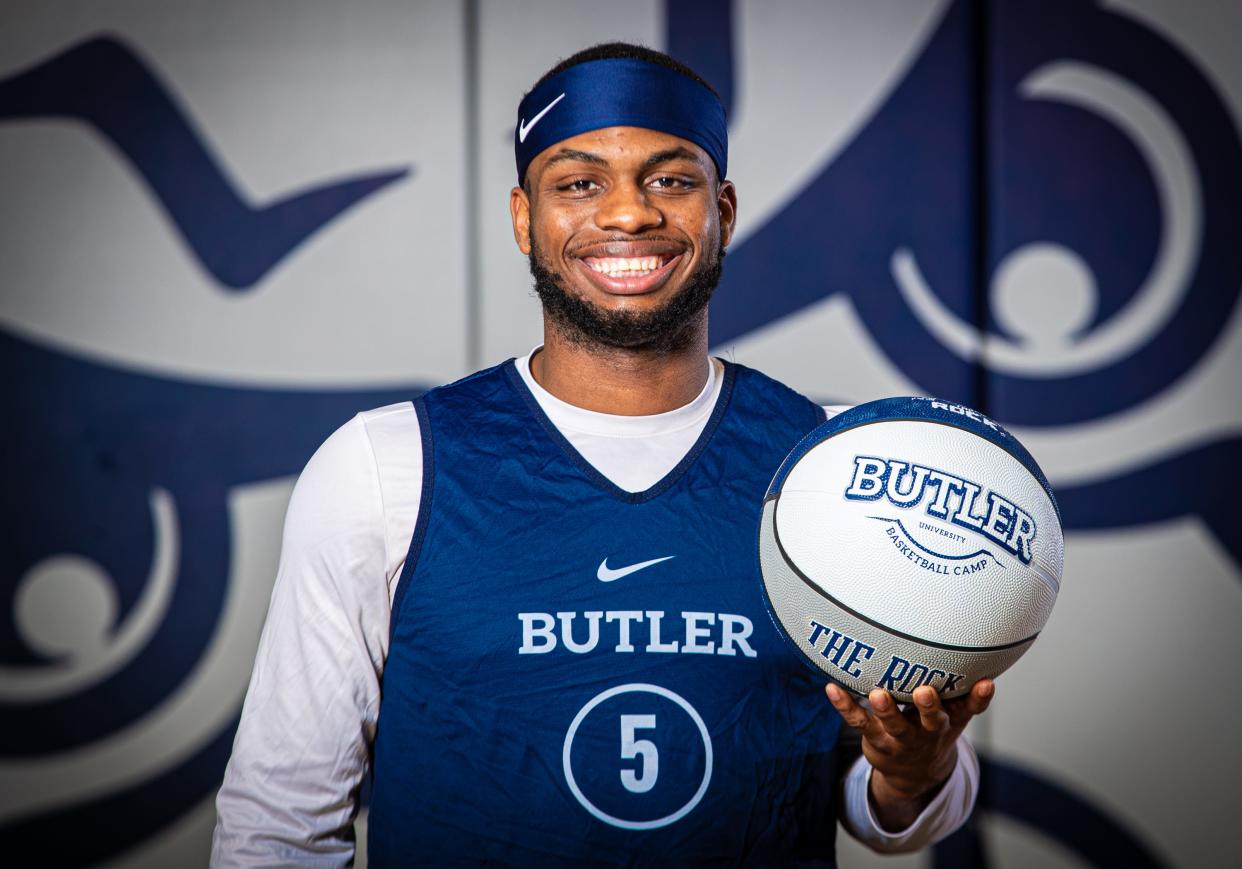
top-left (574, 254), bottom-right (682, 295)
top-left (571, 241), bottom-right (687, 296)
top-left (583, 254), bottom-right (667, 277)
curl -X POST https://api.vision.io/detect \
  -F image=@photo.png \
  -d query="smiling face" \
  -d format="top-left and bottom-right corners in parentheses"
top-left (511, 126), bottom-right (737, 353)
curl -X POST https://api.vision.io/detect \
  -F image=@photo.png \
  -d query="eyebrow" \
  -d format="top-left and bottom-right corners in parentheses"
top-left (540, 145), bottom-right (705, 171)
top-left (642, 146), bottom-right (702, 168)
top-left (543, 148), bottom-right (609, 168)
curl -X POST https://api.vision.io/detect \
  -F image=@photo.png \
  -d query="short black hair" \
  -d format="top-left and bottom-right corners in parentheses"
top-left (524, 41), bottom-right (720, 102)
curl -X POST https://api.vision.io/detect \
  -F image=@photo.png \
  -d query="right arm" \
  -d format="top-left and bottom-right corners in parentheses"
top-left (211, 405), bottom-right (421, 867)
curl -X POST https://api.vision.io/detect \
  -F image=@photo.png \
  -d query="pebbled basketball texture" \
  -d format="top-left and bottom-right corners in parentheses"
top-left (759, 396), bottom-right (1064, 702)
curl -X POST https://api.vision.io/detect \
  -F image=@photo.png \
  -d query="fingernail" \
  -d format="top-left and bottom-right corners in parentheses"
top-left (917, 690), bottom-right (934, 707)
top-left (826, 684), bottom-right (841, 702)
top-left (979, 680), bottom-right (994, 698)
top-left (871, 692), bottom-right (889, 711)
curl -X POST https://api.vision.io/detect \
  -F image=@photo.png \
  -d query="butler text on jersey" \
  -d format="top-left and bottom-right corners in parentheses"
top-left (518, 610), bottom-right (759, 657)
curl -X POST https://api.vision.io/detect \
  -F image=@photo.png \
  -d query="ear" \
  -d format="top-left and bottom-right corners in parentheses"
top-left (510, 185), bottom-right (532, 254)
top-left (717, 179), bottom-right (738, 249)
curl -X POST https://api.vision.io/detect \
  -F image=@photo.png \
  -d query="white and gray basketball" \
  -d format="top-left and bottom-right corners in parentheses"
top-left (759, 396), bottom-right (1063, 702)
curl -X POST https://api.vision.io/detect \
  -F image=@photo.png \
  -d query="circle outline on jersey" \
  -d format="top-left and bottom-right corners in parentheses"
top-left (561, 682), bottom-right (713, 831)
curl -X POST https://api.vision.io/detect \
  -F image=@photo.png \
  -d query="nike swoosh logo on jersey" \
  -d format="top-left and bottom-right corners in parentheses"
top-left (597, 555), bottom-right (675, 582)
top-left (518, 92), bottom-right (566, 143)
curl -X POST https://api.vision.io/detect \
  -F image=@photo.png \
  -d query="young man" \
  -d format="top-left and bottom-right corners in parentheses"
top-left (213, 43), bottom-right (990, 866)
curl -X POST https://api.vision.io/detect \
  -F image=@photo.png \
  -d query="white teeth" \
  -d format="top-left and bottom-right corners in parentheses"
top-left (587, 256), bottom-right (666, 276)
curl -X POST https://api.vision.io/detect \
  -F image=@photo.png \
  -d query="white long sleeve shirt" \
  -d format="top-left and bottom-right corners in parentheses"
top-left (212, 352), bottom-right (978, 866)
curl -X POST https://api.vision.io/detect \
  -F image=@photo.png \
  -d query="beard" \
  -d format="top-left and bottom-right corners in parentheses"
top-left (528, 236), bottom-right (725, 355)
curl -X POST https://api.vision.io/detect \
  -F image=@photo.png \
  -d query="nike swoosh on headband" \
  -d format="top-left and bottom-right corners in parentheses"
top-left (518, 92), bottom-right (566, 143)
top-left (597, 555), bottom-right (675, 582)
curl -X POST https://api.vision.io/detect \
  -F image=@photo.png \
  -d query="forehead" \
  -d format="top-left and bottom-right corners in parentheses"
top-left (528, 126), bottom-right (713, 176)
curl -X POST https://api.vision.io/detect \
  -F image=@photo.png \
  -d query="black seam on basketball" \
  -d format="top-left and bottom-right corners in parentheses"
top-left (772, 416), bottom-right (1061, 525)
top-left (755, 515), bottom-right (858, 688)
top-left (769, 496), bottom-right (1041, 654)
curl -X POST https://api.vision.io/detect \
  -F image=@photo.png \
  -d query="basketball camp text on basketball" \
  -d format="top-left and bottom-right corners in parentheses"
top-left (843, 456), bottom-right (1037, 565)
top-left (881, 524), bottom-right (994, 577)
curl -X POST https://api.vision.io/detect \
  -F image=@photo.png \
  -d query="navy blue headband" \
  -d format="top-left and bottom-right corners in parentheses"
top-left (515, 57), bottom-right (728, 184)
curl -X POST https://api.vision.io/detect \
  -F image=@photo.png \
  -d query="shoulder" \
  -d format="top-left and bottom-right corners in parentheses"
top-left (721, 361), bottom-right (837, 426)
top-left (285, 403), bottom-right (421, 558)
top-left (725, 362), bottom-right (813, 403)
top-left (716, 360), bottom-right (855, 424)
top-left (421, 359), bottom-right (515, 405)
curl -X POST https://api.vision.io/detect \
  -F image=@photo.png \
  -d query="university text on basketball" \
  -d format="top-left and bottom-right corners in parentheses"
top-left (884, 525), bottom-right (992, 575)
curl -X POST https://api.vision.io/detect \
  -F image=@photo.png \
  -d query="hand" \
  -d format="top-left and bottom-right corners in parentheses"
top-left (826, 679), bottom-right (994, 831)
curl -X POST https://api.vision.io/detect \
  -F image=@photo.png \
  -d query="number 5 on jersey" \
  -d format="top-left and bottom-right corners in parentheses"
top-left (620, 714), bottom-right (658, 793)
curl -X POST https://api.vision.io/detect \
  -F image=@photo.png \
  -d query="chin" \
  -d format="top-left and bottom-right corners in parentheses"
top-left (529, 241), bottom-right (724, 354)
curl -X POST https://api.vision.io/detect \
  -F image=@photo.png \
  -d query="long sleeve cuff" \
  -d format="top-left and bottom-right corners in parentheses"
top-left (840, 736), bottom-right (979, 853)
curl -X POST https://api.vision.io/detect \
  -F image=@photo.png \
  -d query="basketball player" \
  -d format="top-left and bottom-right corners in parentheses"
top-left (213, 43), bottom-right (993, 866)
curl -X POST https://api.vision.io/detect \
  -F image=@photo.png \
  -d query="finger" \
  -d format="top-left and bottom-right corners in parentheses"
top-left (965, 678), bottom-right (995, 716)
top-left (826, 683), bottom-right (872, 733)
top-left (868, 689), bottom-right (911, 738)
top-left (912, 685), bottom-right (951, 732)
top-left (946, 678), bottom-right (995, 729)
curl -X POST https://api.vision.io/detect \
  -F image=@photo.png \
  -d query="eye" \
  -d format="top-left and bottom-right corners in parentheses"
top-left (649, 175), bottom-right (694, 191)
top-left (559, 178), bottom-right (600, 193)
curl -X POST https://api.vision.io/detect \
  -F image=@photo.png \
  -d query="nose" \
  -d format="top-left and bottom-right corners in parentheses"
top-left (594, 180), bottom-right (664, 234)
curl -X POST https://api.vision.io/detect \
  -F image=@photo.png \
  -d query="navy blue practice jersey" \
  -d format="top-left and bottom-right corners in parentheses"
top-left (367, 360), bottom-right (842, 867)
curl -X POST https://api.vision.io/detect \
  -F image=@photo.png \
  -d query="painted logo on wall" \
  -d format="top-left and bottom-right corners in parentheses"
top-left (709, 0), bottom-right (1240, 569)
top-left (0, 34), bottom-right (418, 866)
top-left (686, 0), bottom-right (1234, 865)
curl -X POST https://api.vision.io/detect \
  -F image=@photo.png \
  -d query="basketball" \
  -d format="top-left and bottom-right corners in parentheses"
top-left (759, 396), bottom-right (1064, 702)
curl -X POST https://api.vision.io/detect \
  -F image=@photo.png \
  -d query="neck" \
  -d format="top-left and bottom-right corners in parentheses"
top-left (531, 317), bottom-right (711, 415)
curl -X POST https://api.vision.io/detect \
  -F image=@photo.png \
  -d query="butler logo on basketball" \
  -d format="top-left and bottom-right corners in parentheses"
top-left (844, 455), bottom-right (1038, 565)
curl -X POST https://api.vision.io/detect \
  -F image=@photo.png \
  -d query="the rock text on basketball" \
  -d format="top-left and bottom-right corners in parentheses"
top-left (926, 398), bottom-right (1003, 432)
top-left (806, 620), bottom-right (875, 678)
top-left (876, 654), bottom-right (966, 695)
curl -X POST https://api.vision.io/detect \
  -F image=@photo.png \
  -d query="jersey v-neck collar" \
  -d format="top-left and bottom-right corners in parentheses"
top-left (502, 355), bottom-right (737, 504)
top-left (514, 350), bottom-right (723, 437)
